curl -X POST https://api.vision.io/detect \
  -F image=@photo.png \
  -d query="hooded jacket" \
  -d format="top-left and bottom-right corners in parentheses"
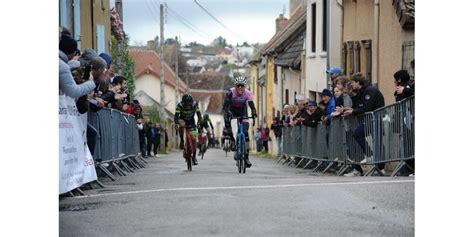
top-left (59, 50), bottom-right (95, 98)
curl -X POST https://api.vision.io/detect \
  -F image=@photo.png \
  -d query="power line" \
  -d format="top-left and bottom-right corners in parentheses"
top-left (193, 0), bottom-right (263, 52)
top-left (164, 2), bottom-right (213, 39)
top-left (150, 0), bottom-right (211, 42)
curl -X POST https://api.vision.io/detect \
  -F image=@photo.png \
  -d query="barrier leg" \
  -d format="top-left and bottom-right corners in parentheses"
top-left (111, 162), bottom-right (127, 176)
top-left (126, 158), bottom-right (141, 169)
top-left (137, 156), bottom-right (148, 164)
top-left (120, 160), bottom-right (134, 173)
top-left (74, 188), bottom-right (86, 196)
top-left (295, 158), bottom-right (306, 168)
top-left (276, 155), bottom-right (285, 163)
top-left (336, 164), bottom-right (350, 176)
top-left (312, 161), bottom-right (324, 172)
top-left (322, 161), bottom-right (335, 174)
top-left (302, 160), bottom-right (315, 169)
top-left (281, 156), bottom-right (291, 165)
top-left (94, 180), bottom-right (106, 188)
top-left (97, 164), bottom-right (116, 181)
top-left (131, 157), bottom-right (146, 168)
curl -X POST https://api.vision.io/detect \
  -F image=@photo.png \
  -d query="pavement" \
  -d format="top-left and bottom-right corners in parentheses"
top-left (59, 148), bottom-right (414, 237)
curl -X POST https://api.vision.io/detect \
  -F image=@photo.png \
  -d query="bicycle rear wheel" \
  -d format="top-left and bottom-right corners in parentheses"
top-left (186, 138), bottom-right (192, 171)
top-left (238, 159), bottom-right (243, 173)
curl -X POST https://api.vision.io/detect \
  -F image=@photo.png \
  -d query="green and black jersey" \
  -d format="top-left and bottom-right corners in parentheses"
top-left (174, 101), bottom-right (202, 127)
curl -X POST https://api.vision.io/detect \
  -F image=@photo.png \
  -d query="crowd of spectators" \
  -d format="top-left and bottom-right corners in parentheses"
top-left (59, 26), bottom-right (167, 163)
top-left (269, 63), bottom-right (415, 176)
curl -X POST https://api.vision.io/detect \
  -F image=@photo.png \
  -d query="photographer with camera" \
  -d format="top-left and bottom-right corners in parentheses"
top-left (59, 34), bottom-right (95, 98)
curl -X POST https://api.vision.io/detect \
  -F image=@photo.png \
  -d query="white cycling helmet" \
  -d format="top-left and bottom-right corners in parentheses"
top-left (233, 76), bottom-right (248, 86)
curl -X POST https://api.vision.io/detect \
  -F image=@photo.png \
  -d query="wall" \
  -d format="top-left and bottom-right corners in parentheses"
top-left (342, 0), bottom-right (414, 104)
top-left (80, 0), bottom-right (111, 54)
top-left (305, 0), bottom-right (342, 96)
top-left (134, 74), bottom-right (178, 115)
top-left (377, 0), bottom-right (414, 104)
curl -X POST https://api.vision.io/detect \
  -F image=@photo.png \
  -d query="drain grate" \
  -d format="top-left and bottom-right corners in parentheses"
top-left (59, 202), bottom-right (101, 212)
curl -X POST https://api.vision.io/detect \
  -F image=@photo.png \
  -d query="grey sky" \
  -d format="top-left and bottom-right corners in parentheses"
top-left (112, 0), bottom-right (288, 46)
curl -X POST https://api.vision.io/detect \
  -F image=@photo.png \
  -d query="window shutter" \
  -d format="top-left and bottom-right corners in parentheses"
top-left (362, 40), bottom-right (372, 83)
top-left (354, 41), bottom-right (361, 73)
top-left (348, 41), bottom-right (354, 75)
top-left (342, 42), bottom-right (347, 75)
top-left (96, 25), bottom-right (105, 54)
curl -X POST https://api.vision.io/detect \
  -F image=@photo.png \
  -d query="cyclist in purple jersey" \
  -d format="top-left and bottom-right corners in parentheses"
top-left (223, 76), bottom-right (257, 168)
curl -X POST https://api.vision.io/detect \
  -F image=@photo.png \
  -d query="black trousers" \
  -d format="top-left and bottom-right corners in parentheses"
top-left (153, 139), bottom-right (160, 155)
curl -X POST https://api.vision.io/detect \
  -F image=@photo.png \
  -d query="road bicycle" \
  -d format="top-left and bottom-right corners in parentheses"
top-left (231, 116), bottom-right (254, 174)
top-left (198, 129), bottom-right (208, 160)
top-left (181, 125), bottom-right (197, 171)
top-left (222, 136), bottom-right (231, 157)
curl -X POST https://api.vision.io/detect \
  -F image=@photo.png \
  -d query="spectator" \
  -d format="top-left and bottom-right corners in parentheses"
top-left (254, 128), bottom-right (262, 152)
top-left (293, 99), bottom-right (307, 124)
top-left (152, 123), bottom-right (161, 157)
top-left (132, 105), bottom-right (146, 157)
top-left (271, 117), bottom-right (283, 156)
top-left (261, 125), bottom-right (270, 153)
top-left (393, 70), bottom-right (414, 101)
top-left (59, 34), bottom-right (95, 98)
top-left (164, 128), bottom-right (169, 150)
top-left (110, 76), bottom-right (128, 110)
top-left (331, 86), bottom-right (352, 119)
top-left (145, 121), bottom-right (154, 157)
top-left (326, 66), bottom-right (343, 91)
top-left (282, 104), bottom-right (290, 126)
top-left (321, 89), bottom-right (336, 123)
top-left (299, 101), bottom-right (324, 128)
top-left (343, 73), bottom-right (385, 177)
top-left (334, 76), bottom-right (353, 108)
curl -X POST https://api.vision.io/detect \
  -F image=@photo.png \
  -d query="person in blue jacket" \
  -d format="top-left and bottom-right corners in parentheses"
top-left (321, 89), bottom-right (336, 124)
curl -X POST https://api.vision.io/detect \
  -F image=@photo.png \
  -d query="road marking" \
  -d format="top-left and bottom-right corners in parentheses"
top-left (74, 180), bottom-right (414, 199)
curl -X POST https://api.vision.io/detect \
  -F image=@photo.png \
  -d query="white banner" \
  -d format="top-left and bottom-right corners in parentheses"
top-left (59, 94), bottom-right (97, 194)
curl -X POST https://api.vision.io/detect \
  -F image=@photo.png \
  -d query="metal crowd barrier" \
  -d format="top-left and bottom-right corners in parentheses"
top-left (281, 96), bottom-right (414, 176)
top-left (88, 108), bottom-right (145, 181)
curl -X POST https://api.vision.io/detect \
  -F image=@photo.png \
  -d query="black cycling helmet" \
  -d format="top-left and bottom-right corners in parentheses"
top-left (182, 94), bottom-right (193, 103)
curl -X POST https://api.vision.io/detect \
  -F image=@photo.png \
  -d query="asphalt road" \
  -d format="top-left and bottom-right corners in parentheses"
top-left (59, 148), bottom-right (414, 237)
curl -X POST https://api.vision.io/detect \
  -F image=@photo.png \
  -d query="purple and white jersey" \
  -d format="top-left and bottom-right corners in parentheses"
top-left (230, 87), bottom-right (253, 117)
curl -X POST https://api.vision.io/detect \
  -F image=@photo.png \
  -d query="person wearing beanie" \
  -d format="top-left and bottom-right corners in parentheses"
top-left (99, 53), bottom-right (113, 69)
top-left (59, 34), bottom-right (95, 98)
top-left (300, 101), bottom-right (325, 128)
top-left (393, 69), bottom-right (414, 101)
top-left (321, 89), bottom-right (336, 122)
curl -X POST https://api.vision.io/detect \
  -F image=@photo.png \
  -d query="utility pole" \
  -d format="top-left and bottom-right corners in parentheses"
top-left (159, 4), bottom-right (165, 122)
top-left (175, 36), bottom-right (179, 105)
top-left (116, 0), bottom-right (124, 75)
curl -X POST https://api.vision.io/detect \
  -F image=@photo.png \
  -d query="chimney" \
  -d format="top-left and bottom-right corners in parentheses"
top-left (147, 40), bottom-right (157, 50)
top-left (276, 14), bottom-right (288, 34)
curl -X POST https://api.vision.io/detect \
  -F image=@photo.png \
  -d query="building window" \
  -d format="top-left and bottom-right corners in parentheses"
top-left (311, 3), bottom-right (316, 53)
top-left (294, 91), bottom-right (297, 104)
top-left (285, 89), bottom-right (289, 105)
top-left (322, 0), bottom-right (328, 52)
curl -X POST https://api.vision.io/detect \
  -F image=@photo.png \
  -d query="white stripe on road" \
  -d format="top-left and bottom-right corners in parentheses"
top-left (74, 180), bottom-right (414, 199)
